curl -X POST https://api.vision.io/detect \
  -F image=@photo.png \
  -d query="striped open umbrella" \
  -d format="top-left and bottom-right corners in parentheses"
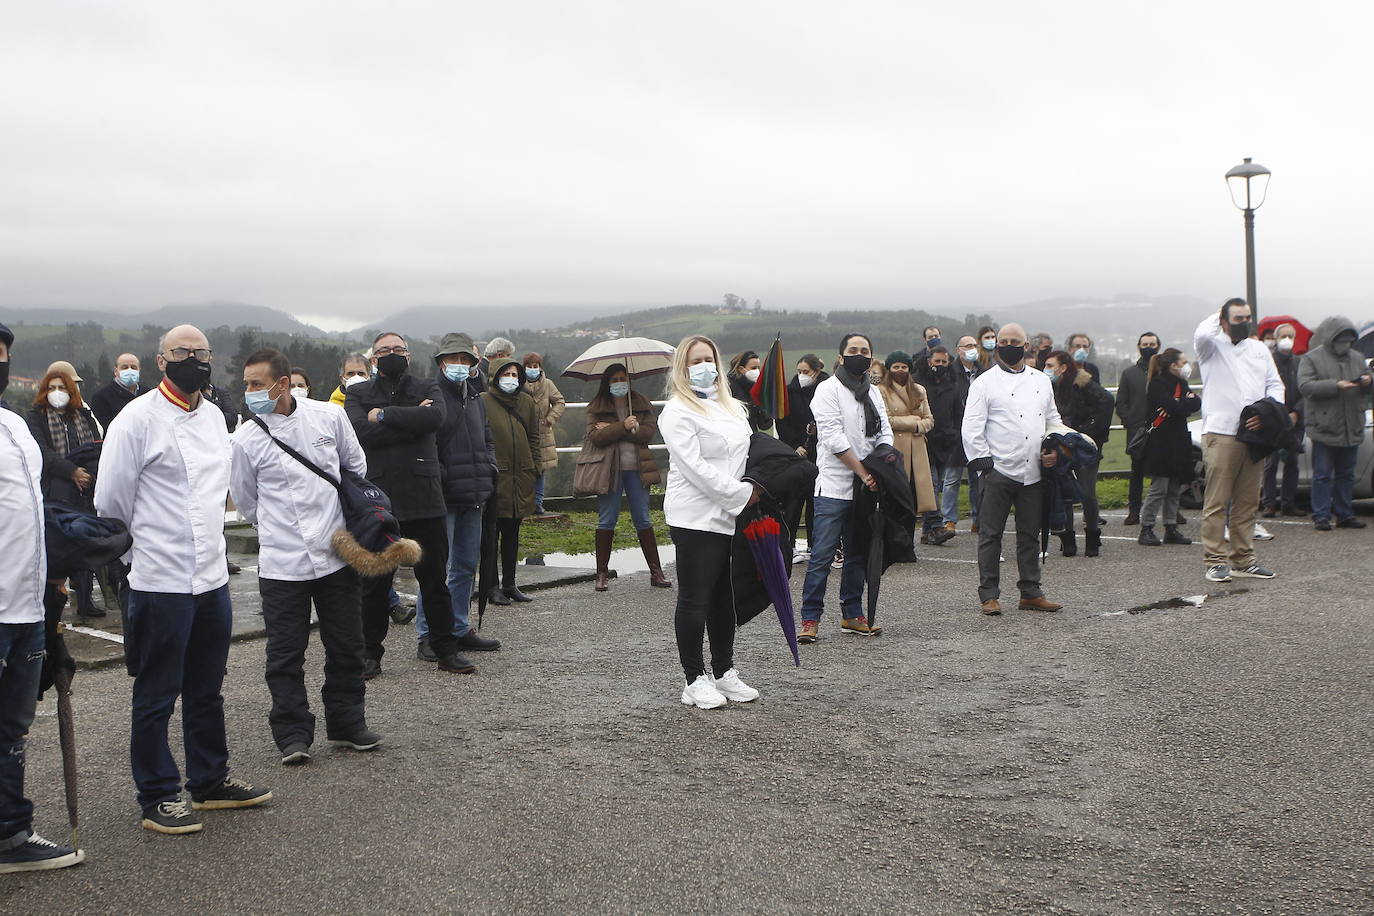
top-left (560, 337), bottom-right (676, 381)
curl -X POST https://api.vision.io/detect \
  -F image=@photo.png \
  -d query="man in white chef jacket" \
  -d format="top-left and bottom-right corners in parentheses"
top-left (95, 325), bottom-right (270, 836)
top-left (229, 348), bottom-right (380, 767)
top-left (0, 322), bottom-right (85, 872)
top-left (961, 323), bottom-right (1066, 617)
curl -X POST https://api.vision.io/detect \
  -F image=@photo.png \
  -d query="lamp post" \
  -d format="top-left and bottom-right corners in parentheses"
top-left (1225, 157), bottom-right (1271, 308)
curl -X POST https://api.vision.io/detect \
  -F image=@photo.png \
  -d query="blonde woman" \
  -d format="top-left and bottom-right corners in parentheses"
top-left (659, 335), bottom-right (763, 709)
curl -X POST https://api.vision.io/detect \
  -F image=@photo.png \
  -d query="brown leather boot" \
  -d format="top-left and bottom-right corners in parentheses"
top-left (594, 529), bottom-right (614, 591)
top-left (637, 528), bottom-right (673, 588)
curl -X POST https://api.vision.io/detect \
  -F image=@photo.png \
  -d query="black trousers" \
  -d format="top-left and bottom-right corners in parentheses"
top-left (361, 515), bottom-right (457, 661)
top-left (976, 471), bottom-right (1044, 602)
top-left (259, 566), bottom-right (367, 749)
top-left (1127, 425), bottom-right (1146, 510)
top-left (669, 527), bottom-right (735, 682)
top-left (495, 517), bottom-right (522, 587)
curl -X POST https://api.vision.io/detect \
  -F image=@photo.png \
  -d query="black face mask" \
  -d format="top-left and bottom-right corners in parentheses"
top-left (997, 344), bottom-right (1026, 366)
top-left (0, 361), bottom-right (8, 397)
top-left (842, 354), bottom-right (872, 377)
top-left (377, 353), bottom-right (409, 378)
top-left (1139, 346), bottom-right (1159, 360)
top-left (1228, 321), bottom-right (1253, 344)
top-left (164, 357), bottom-right (211, 394)
top-left (929, 364), bottom-right (949, 379)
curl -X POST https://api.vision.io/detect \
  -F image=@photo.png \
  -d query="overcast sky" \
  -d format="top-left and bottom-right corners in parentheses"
top-left (3, 1), bottom-right (1371, 331)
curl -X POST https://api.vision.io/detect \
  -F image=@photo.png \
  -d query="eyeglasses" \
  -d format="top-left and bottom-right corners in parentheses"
top-left (167, 347), bottom-right (212, 362)
top-left (374, 346), bottom-right (410, 357)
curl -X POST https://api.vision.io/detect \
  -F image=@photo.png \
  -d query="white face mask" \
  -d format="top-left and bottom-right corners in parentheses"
top-left (497, 377), bottom-right (520, 394)
top-left (796, 373), bottom-right (814, 388)
top-left (291, 386), bottom-right (309, 398)
top-left (1276, 337), bottom-right (1294, 352)
top-left (961, 348), bottom-right (978, 362)
top-left (1179, 362), bottom-right (1193, 379)
top-left (344, 374), bottom-right (368, 388)
top-left (47, 390), bottom-right (71, 410)
top-left (744, 368), bottom-right (760, 383)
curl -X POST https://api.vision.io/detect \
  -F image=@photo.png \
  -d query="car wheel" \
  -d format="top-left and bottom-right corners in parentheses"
top-left (1179, 445), bottom-right (1206, 510)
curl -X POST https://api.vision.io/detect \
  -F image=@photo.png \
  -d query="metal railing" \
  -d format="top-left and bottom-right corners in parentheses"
top-left (554, 400), bottom-right (670, 452)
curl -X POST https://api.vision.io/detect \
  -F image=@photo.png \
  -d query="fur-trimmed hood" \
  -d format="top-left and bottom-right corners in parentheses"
top-left (331, 529), bottom-right (422, 577)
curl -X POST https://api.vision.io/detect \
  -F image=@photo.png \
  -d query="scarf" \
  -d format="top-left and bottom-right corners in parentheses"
top-left (835, 367), bottom-right (880, 438)
top-left (46, 406), bottom-right (97, 458)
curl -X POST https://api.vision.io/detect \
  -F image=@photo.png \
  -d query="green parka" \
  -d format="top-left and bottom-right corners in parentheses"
top-left (481, 359), bottom-right (541, 520)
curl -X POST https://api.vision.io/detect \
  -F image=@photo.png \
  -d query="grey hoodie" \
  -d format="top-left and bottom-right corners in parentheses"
top-left (1297, 316), bottom-right (1372, 447)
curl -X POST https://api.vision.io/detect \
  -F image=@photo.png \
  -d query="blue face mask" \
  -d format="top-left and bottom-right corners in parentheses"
top-left (497, 377), bottom-right (520, 394)
top-left (609, 382), bottom-right (630, 398)
top-left (244, 383), bottom-right (280, 415)
top-left (119, 368), bottom-right (140, 388)
top-left (1073, 347), bottom-right (1089, 363)
top-left (524, 367), bottom-right (541, 381)
top-left (689, 361), bottom-right (718, 389)
top-left (443, 363), bottom-right (470, 382)
top-left (982, 339), bottom-right (996, 351)
top-left (926, 337), bottom-right (941, 350)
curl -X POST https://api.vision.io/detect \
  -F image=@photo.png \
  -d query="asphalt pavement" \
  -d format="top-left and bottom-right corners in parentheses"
top-left (9, 508), bottom-right (1373, 914)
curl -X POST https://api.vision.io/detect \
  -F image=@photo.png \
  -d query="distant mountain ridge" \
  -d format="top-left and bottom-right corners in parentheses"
top-left (6, 302), bottom-right (326, 336)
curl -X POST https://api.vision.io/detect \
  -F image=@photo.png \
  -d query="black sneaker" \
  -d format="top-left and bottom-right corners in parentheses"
top-left (280, 743), bottom-right (312, 766)
top-left (362, 658), bottom-right (382, 680)
top-left (141, 798), bottom-right (203, 834)
top-left (0, 834), bottom-right (85, 872)
top-left (437, 652), bottom-right (477, 674)
top-left (389, 602), bottom-right (416, 624)
top-left (328, 727), bottom-right (382, 751)
top-left (416, 637), bottom-right (437, 662)
top-left (456, 630), bottom-right (502, 652)
top-left (190, 776), bottom-right (272, 810)
top-left (1315, 519), bottom-right (1333, 531)
top-left (1337, 518), bottom-right (1367, 529)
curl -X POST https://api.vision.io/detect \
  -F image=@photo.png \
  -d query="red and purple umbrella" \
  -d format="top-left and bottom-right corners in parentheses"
top-left (741, 516), bottom-right (800, 666)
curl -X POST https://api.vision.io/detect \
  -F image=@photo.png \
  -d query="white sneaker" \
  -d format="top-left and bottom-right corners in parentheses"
top-left (710, 668), bottom-right (760, 703)
top-left (1254, 523), bottom-right (1274, 541)
top-left (680, 675), bottom-right (727, 709)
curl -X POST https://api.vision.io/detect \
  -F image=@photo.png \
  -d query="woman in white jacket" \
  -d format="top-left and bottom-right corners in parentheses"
top-left (659, 335), bottom-right (763, 709)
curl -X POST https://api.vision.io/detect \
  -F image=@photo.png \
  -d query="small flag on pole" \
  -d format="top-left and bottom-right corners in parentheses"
top-left (750, 334), bottom-right (790, 420)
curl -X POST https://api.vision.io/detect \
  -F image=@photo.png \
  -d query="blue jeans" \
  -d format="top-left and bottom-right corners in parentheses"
top-left (801, 496), bottom-right (866, 622)
top-left (940, 464), bottom-right (963, 525)
top-left (0, 622), bottom-right (44, 850)
top-left (534, 473), bottom-right (546, 511)
top-left (127, 586), bottom-right (232, 809)
top-left (597, 471), bottom-right (652, 531)
top-left (415, 505), bottom-right (483, 640)
top-left (1310, 441), bottom-right (1358, 523)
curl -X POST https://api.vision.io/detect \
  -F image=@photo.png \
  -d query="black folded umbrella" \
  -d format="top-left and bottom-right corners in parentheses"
top-left (475, 497), bottom-right (498, 630)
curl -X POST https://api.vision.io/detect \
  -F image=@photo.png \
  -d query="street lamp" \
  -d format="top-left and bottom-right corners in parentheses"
top-left (1225, 157), bottom-right (1271, 308)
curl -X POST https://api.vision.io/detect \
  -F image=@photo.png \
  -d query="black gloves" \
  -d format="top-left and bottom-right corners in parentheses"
top-left (968, 457), bottom-right (994, 473)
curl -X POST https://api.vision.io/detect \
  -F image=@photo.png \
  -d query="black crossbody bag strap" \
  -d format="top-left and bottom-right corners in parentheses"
top-left (250, 416), bottom-right (342, 491)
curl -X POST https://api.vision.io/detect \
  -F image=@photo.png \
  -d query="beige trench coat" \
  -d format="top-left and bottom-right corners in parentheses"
top-left (879, 380), bottom-right (937, 512)
top-left (525, 374), bottom-right (567, 473)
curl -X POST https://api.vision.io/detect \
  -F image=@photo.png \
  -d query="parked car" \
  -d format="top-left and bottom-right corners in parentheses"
top-left (1182, 411), bottom-right (1374, 509)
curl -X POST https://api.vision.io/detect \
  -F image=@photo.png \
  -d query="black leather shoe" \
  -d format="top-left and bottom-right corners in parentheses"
top-left (416, 638), bottom-right (437, 662)
top-left (487, 587), bottom-right (512, 606)
top-left (1315, 519), bottom-right (1333, 531)
top-left (362, 658), bottom-right (382, 680)
top-left (502, 586), bottom-right (534, 603)
top-left (457, 630), bottom-right (502, 651)
top-left (437, 652), bottom-right (477, 674)
top-left (1337, 518), bottom-right (1367, 529)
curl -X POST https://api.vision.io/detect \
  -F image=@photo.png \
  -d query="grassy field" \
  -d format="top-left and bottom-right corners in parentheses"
top-left (521, 480), bottom-right (1135, 558)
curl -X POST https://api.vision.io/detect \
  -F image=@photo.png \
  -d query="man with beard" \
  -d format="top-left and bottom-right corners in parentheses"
top-left (344, 332), bottom-right (476, 677)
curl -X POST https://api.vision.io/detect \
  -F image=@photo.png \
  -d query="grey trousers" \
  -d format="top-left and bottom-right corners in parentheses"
top-left (1141, 476), bottom-right (1181, 528)
top-left (977, 470), bottom-right (1045, 602)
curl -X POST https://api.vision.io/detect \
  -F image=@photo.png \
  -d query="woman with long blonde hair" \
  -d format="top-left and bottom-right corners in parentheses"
top-left (659, 335), bottom-right (762, 709)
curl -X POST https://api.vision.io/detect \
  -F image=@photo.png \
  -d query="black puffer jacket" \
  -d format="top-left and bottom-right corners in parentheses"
top-left (345, 371), bottom-right (446, 522)
top-left (435, 375), bottom-right (497, 510)
top-left (1054, 367), bottom-right (1115, 446)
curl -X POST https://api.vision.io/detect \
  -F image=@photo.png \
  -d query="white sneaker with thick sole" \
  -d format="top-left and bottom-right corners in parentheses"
top-left (1253, 523), bottom-right (1274, 541)
top-left (680, 675), bottom-right (727, 709)
top-left (711, 668), bottom-right (759, 703)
